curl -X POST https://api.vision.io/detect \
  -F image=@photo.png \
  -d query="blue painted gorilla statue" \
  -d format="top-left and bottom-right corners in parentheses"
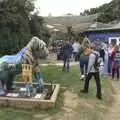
top-left (0, 36), bottom-right (48, 91)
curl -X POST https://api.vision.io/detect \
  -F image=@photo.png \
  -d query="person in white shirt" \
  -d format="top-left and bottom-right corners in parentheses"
top-left (72, 40), bottom-right (81, 61)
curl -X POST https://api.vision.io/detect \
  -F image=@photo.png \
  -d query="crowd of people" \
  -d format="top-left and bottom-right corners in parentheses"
top-left (60, 38), bottom-right (120, 100)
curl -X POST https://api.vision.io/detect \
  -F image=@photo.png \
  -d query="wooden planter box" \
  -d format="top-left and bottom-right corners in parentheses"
top-left (0, 82), bottom-right (60, 109)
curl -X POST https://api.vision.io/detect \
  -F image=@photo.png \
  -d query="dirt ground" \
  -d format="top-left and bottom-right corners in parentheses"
top-left (103, 81), bottom-right (120, 120)
top-left (33, 80), bottom-right (120, 120)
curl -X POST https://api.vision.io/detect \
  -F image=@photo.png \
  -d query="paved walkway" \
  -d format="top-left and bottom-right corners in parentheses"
top-left (40, 62), bottom-right (79, 66)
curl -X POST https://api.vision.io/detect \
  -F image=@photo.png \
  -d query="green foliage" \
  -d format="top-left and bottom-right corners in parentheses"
top-left (29, 14), bottom-right (51, 44)
top-left (0, 0), bottom-right (50, 55)
top-left (0, 0), bottom-right (32, 54)
top-left (66, 26), bottom-right (75, 40)
top-left (81, 0), bottom-right (120, 23)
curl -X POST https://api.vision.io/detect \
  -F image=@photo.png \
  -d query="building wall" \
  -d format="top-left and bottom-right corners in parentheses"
top-left (88, 31), bottom-right (120, 42)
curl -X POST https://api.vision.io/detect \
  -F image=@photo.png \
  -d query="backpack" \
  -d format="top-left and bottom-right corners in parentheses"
top-left (92, 52), bottom-right (101, 71)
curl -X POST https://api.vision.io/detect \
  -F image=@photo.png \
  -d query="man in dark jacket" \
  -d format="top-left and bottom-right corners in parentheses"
top-left (62, 40), bottom-right (73, 72)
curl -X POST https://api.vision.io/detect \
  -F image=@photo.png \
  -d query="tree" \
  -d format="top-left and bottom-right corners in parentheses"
top-left (0, 0), bottom-right (34, 54)
top-left (0, 0), bottom-right (50, 54)
top-left (81, 0), bottom-right (120, 23)
top-left (67, 26), bottom-right (75, 40)
top-left (29, 14), bottom-right (51, 44)
top-left (81, 9), bottom-right (90, 16)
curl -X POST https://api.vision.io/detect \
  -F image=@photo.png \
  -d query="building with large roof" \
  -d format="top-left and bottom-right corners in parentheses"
top-left (44, 14), bottom-right (120, 44)
top-left (85, 21), bottom-right (120, 44)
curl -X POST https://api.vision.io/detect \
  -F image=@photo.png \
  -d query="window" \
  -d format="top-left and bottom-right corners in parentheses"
top-left (111, 39), bottom-right (117, 46)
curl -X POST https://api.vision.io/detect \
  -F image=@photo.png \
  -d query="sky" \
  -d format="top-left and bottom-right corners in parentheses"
top-left (35, 0), bottom-right (112, 16)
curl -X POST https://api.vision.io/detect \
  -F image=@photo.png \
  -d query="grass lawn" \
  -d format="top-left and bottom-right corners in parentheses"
top-left (0, 65), bottom-right (115, 120)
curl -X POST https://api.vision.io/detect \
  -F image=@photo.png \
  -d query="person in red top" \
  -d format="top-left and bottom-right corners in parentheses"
top-left (111, 45), bottom-right (120, 80)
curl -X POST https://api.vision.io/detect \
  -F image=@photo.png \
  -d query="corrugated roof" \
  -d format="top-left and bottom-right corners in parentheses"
top-left (73, 22), bottom-right (94, 33)
top-left (44, 14), bottom-right (120, 33)
top-left (89, 22), bottom-right (111, 29)
top-left (112, 22), bottom-right (120, 29)
top-left (86, 22), bottom-right (120, 32)
top-left (44, 14), bottom-right (97, 33)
